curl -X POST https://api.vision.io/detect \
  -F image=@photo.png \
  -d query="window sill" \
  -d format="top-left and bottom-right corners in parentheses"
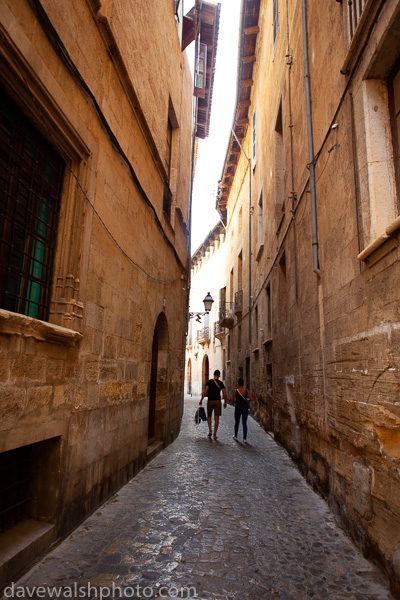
top-left (262, 337), bottom-right (273, 346)
top-left (0, 309), bottom-right (83, 346)
top-left (357, 215), bottom-right (400, 263)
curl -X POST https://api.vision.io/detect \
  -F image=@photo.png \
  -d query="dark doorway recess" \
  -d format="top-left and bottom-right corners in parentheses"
top-left (148, 313), bottom-right (169, 446)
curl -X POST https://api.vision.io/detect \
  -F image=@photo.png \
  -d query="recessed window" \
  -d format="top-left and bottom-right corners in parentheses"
top-left (164, 99), bottom-right (179, 221)
top-left (0, 90), bottom-right (64, 321)
top-left (266, 363), bottom-right (273, 397)
top-left (279, 252), bottom-right (287, 323)
top-left (254, 304), bottom-right (259, 348)
top-left (0, 437), bottom-right (60, 533)
top-left (252, 110), bottom-right (257, 169)
top-left (163, 118), bottom-right (173, 219)
top-left (238, 250), bottom-right (243, 291)
top-left (256, 189), bottom-right (264, 260)
top-left (265, 282), bottom-right (272, 339)
top-left (273, 0), bottom-right (279, 54)
top-left (389, 64), bottom-right (400, 214)
top-left (274, 101), bottom-right (285, 219)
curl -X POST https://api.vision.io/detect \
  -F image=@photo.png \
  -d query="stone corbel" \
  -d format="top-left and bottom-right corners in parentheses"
top-left (50, 274), bottom-right (84, 333)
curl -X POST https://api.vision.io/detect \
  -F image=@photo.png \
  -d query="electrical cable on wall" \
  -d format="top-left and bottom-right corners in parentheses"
top-left (24, 0), bottom-right (188, 285)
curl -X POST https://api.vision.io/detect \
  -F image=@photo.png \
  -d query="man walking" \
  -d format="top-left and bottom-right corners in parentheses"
top-left (199, 369), bottom-right (227, 440)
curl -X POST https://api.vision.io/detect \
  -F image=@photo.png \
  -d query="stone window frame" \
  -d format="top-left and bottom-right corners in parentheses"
top-left (388, 61), bottom-right (400, 215)
top-left (252, 109), bottom-right (257, 170)
top-left (163, 97), bottom-right (180, 226)
top-left (255, 187), bottom-right (264, 262)
top-left (0, 27), bottom-right (92, 344)
top-left (339, 0), bottom-right (400, 262)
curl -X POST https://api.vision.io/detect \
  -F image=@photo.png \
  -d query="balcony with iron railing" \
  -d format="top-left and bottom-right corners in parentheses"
top-left (219, 302), bottom-right (234, 329)
top-left (196, 327), bottom-right (210, 345)
top-left (186, 334), bottom-right (193, 347)
top-left (234, 290), bottom-right (243, 315)
top-left (214, 321), bottom-right (225, 340)
top-left (340, 0), bottom-right (380, 76)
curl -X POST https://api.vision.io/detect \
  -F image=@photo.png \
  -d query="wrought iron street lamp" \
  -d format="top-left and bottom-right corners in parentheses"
top-left (189, 292), bottom-right (214, 322)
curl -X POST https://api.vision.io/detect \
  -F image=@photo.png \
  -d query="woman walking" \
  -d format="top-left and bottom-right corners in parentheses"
top-left (232, 377), bottom-right (254, 443)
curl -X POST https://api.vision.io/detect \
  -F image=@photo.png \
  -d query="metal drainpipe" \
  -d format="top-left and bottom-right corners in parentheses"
top-left (301, 0), bottom-right (320, 277)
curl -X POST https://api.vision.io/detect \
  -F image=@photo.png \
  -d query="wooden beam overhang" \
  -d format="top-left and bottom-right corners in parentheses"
top-left (244, 25), bottom-right (260, 35)
top-left (242, 55), bottom-right (256, 64)
top-left (216, 0), bottom-right (261, 223)
top-left (194, 1), bottom-right (221, 140)
top-left (191, 221), bottom-right (225, 266)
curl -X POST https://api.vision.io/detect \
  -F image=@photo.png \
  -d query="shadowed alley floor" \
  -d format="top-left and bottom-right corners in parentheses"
top-left (8, 397), bottom-right (394, 600)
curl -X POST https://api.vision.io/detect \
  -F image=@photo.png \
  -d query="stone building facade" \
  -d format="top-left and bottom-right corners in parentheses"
top-left (215, 0), bottom-right (400, 592)
top-left (185, 223), bottom-right (226, 396)
top-left (0, 0), bottom-right (221, 586)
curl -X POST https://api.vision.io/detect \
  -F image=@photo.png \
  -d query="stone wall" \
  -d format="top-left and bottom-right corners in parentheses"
top-left (0, 0), bottom-right (192, 582)
top-left (220, 0), bottom-right (400, 592)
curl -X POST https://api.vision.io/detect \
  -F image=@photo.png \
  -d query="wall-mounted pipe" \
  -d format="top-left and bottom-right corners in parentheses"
top-left (301, 0), bottom-right (320, 277)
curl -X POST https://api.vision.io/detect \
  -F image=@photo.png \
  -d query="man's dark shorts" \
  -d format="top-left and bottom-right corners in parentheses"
top-left (207, 400), bottom-right (222, 418)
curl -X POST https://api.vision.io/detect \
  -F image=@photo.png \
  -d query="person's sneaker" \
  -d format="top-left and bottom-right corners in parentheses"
top-left (233, 435), bottom-right (238, 440)
top-left (243, 439), bottom-right (247, 443)
top-left (207, 433), bottom-right (212, 437)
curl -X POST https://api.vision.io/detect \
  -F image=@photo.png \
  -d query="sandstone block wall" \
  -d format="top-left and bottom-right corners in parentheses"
top-left (0, 0), bottom-right (192, 575)
top-left (221, 0), bottom-right (400, 592)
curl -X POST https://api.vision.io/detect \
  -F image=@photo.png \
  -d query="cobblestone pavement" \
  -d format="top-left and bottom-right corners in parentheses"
top-left (10, 397), bottom-right (394, 600)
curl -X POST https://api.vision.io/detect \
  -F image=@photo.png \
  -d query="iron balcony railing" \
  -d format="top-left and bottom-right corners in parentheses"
top-left (186, 335), bottom-right (192, 346)
top-left (196, 327), bottom-right (210, 343)
top-left (234, 289), bottom-right (243, 314)
top-left (214, 321), bottom-right (225, 337)
top-left (348, 0), bottom-right (367, 40)
top-left (219, 303), bottom-right (234, 329)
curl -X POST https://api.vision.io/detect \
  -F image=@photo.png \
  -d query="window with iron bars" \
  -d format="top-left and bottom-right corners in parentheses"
top-left (347, 0), bottom-right (367, 40)
top-left (0, 89), bottom-right (64, 321)
top-left (0, 445), bottom-right (32, 533)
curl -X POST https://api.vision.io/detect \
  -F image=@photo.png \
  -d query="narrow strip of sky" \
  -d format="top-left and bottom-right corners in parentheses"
top-left (188, 0), bottom-right (241, 252)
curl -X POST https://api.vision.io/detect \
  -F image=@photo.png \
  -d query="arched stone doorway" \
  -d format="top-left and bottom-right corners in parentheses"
top-left (148, 313), bottom-right (169, 445)
top-left (186, 359), bottom-right (192, 395)
top-left (202, 355), bottom-right (209, 386)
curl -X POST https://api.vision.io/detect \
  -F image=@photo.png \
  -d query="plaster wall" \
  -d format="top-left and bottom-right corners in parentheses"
top-left (186, 230), bottom-right (227, 396)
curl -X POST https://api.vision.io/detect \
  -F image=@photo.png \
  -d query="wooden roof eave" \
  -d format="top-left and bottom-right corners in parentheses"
top-left (216, 0), bottom-right (261, 222)
top-left (191, 221), bottom-right (225, 265)
top-left (195, 1), bottom-right (222, 140)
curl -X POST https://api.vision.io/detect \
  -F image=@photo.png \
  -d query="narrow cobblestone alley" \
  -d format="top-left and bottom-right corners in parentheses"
top-left (8, 398), bottom-right (393, 600)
